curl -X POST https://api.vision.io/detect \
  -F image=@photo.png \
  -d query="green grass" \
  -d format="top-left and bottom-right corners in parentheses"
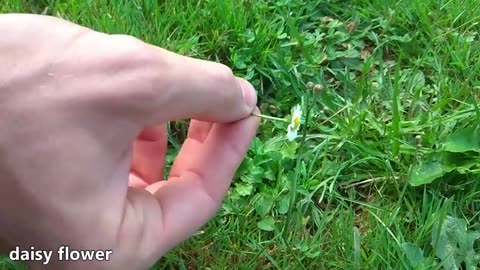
top-left (1, 0), bottom-right (480, 269)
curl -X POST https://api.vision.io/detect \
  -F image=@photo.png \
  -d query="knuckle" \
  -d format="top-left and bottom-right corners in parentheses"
top-left (110, 34), bottom-right (143, 49)
top-left (107, 34), bottom-right (153, 65)
top-left (213, 63), bottom-right (235, 83)
top-left (216, 62), bottom-right (234, 75)
top-left (83, 35), bottom-right (161, 116)
top-left (226, 137), bottom-right (247, 158)
top-left (211, 63), bottom-right (239, 108)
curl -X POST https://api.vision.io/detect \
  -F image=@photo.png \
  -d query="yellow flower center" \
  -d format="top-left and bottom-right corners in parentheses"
top-left (292, 116), bottom-right (300, 129)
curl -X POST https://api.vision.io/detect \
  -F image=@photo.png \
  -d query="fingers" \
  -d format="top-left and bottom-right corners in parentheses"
top-left (129, 120), bottom-right (213, 189)
top-left (128, 174), bottom-right (149, 189)
top-left (149, 48), bottom-right (258, 123)
top-left (187, 120), bottom-right (214, 142)
top-left (167, 120), bottom-right (213, 177)
top-left (93, 34), bottom-right (258, 126)
top-left (129, 125), bottom-right (167, 187)
top-left (3, 14), bottom-right (258, 128)
top-left (143, 108), bottom-right (260, 255)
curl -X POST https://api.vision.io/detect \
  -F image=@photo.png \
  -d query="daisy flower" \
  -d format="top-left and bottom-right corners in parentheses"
top-left (287, 104), bottom-right (302, 141)
top-left (250, 104), bottom-right (303, 141)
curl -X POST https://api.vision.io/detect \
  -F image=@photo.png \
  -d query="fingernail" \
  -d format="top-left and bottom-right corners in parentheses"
top-left (238, 78), bottom-right (257, 109)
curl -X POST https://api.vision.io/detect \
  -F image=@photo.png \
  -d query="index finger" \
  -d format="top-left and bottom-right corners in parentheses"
top-left (99, 34), bottom-right (258, 126)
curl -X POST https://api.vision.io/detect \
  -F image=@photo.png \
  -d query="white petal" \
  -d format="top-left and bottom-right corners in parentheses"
top-left (291, 105), bottom-right (302, 121)
top-left (287, 129), bottom-right (297, 141)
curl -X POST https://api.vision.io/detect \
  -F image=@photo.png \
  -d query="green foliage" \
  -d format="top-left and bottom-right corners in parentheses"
top-left (0, 256), bottom-right (27, 270)
top-left (409, 126), bottom-right (480, 186)
top-left (444, 126), bottom-right (480, 153)
top-left (431, 216), bottom-right (480, 270)
top-left (401, 242), bottom-right (428, 269)
top-left (401, 215), bottom-right (480, 270)
top-left (257, 216), bottom-right (275, 232)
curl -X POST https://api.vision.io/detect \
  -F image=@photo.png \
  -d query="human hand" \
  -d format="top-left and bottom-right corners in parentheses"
top-left (0, 14), bottom-right (259, 270)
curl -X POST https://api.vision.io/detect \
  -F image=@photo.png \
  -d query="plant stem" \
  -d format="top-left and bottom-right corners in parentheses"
top-left (282, 95), bottom-right (311, 240)
top-left (251, 112), bottom-right (289, 122)
top-left (320, 104), bottom-right (349, 125)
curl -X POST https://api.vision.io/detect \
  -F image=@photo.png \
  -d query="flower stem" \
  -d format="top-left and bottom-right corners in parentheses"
top-left (251, 112), bottom-right (289, 122)
top-left (320, 104), bottom-right (349, 125)
top-left (282, 96), bottom-right (311, 240)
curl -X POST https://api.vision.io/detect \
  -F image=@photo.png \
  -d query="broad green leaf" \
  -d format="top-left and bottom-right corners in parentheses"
top-left (305, 178), bottom-right (320, 190)
top-left (264, 137), bottom-right (284, 153)
top-left (280, 157), bottom-right (295, 171)
top-left (444, 152), bottom-right (480, 174)
top-left (234, 157), bottom-right (252, 179)
top-left (431, 216), bottom-right (480, 270)
top-left (281, 142), bottom-right (299, 159)
top-left (252, 153), bottom-right (270, 165)
top-left (235, 183), bottom-right (253, 197)
top-left (277, 195), bottom-right (290, 215)
top-left (264, 169), bottom-right (276, 181)
top-left (257, 217), bottom-right (275, 231)
top-left (250, 166), bottom-right (266, 182)
top-left (254, 194), bottom-right (274, 217)
top-left (240, 165), bottom-right (265, 184)
top-left (250, 137), bottom-right (264, 154)
top-left (408, 153), bottom-right (454, 186)
top-left (409, 149), bottom-right (480, 186)
top-left (444, 126), bottom-right (480, 153)
top-left (266, 151), bottom-right (283, 163)
top-left (401, 242), bottom-right (427, 269)
top-left (432, 217), bottom-right (460, 270)
top-left (286, 168), bottom-right (297, 180)
top-left (264, 137), bottom-right (298, 159)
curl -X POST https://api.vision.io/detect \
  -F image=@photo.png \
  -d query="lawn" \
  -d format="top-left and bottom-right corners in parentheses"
top-left (1, 0), bottom-right (480, 269)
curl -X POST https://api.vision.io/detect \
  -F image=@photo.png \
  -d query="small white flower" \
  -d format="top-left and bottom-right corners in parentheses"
top-left (287, 104), bottom-right (302, 141)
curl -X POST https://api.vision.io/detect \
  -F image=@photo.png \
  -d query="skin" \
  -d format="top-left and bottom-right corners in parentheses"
top-left (0, 14), bottom-right (260, 270)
